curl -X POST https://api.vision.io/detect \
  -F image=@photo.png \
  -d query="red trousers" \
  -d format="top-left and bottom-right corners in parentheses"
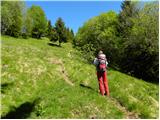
top-left (97, 71), bottom-right (109, 96)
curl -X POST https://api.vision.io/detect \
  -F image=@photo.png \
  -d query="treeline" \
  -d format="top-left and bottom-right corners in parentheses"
top-left (1, 1), bottom-right (74, 46)
top-left (1, 1), bottom-right (158, 83)
top-left (74, 1), bottom-right (159, 83)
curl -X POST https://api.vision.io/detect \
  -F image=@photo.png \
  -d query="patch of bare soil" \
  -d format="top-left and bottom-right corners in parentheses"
top-left (48, 57), bottom-right (74, 86)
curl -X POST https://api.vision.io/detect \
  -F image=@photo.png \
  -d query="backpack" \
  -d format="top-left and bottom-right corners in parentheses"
top-left (97, 54), bottom-right (107, 72)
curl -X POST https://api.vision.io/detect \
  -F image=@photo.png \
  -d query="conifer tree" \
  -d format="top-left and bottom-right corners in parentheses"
top-left (55, 17), bottom-right (67, 46)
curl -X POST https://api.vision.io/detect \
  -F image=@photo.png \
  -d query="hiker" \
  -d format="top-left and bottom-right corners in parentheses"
top-left (93, 50), bottom-right (110, 96)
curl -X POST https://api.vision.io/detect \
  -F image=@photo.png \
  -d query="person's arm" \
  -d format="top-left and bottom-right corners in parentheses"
top-left (105, 56), bottom-right (108, 67)
top-left (106, 61), bottom-right (108, 67)
top-left (93, 58), bottom-right (98, 66)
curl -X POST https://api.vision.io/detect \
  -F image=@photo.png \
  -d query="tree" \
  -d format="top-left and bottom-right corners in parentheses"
top-left (117, 0), bottom-right (140, 69)
top-left (1, 1), bottom-right (24, 37)
top-left (71, 29), bottom-right (74, 37)
top-left (117, 0), bottom-right (139, 40)
top-left (21, 6), bottom-right (32, 38)
top-left (47, 20), bottom-right (53, 39)
top-left (1, 1), bottom-right (12, 34)
top-left (55, 17), bottom-right (67, 46)
top-left (28, 5), bottom-right (47, 39)
top-left (121, 2), bottom-right (159, 82)
top-left (75, 11), bottom-right (119, 63)
top-left (70, 29), bottom-right (75, 43)
top-left (50, 28), bottom-right (59, 43)
top-left (75, 1), bottom-right (158, 83)
top-left (66, 28), bottom-right (74, 42)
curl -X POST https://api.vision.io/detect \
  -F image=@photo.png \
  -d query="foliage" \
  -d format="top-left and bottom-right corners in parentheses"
top-left (1, 1), bottom-right (12, 34)
top-left (80, 44), bottom-right (96, 63)
top-left (117, 1), bottom-right (139, 39)
top-left (1, 1), bottom-right (73, 44)
top-left (55, 17), bottom-right (67, 46)
top-left (1, 1), bottom-right (48, 39)
top-left (75, 1), bottom-right (159, 83)
top-left (120, 2), bottom-right (159, 82)
top-left (75, 11), bottom-right (119, 63)
top-left (66, 28), bottom-right (75, 43)
top-left (50, 28), bottom-right (59, 42)
top-left (1, 1), bottom-right (25, 37)
top-left (28, 5), bottom-right (48, 39)
top-left (21, 8), bottom-right (33, 38)
top-left (48, 18), bottom-right (74, 45)
top-left (47, 20), bottom-right (53, 39)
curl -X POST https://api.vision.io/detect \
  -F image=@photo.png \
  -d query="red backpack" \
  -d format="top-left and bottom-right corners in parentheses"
top-left (97, 54), bottom-right (107, 72)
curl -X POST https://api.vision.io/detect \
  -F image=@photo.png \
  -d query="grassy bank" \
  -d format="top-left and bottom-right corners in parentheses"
top-left (1, 36), bottom-right (159, 118)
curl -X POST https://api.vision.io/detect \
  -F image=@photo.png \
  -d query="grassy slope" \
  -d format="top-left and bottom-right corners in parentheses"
top-left (1, 36), bottom-right (159, 119)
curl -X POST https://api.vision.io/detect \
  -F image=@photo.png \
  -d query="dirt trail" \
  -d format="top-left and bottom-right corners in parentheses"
top-left (49, 58), bottom-right (138, 118)
top-left (109, 97), bottom-right (139, 119)
top-left (48, 58), bottom-right (74, 86)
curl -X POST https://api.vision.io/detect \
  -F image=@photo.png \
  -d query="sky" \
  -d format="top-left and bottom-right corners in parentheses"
top-left (26, 1), bottom-right (123, 33)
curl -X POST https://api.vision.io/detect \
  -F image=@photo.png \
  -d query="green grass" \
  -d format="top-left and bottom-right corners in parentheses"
top-left (1, 35), bottom-right (159, 119)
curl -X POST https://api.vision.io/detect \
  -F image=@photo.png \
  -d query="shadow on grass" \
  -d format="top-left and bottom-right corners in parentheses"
top-left (1, 98), bottom-right (40, 119)
top-left (80, 83), bottom-right (98, 94)
top-left (1, 83), bottom-right (13, 94)
top-left (80, 83), bottom-right (94, 90)
top-left (48, 42), bottom-right (61, 47)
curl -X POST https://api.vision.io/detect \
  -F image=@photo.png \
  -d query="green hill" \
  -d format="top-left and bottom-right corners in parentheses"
top-left (1, 36), bottom-right (159, 119)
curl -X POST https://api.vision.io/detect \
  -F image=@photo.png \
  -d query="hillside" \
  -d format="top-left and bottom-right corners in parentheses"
top-left (1, 36), bottom-right (159, 119)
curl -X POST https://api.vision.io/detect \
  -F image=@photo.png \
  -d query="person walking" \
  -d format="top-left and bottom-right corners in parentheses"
top-left (93, 50), bottom-right (110, 96)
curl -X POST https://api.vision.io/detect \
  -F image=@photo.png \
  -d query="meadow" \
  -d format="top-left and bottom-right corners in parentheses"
top-left (1, 36), bottom-right (159, 119)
